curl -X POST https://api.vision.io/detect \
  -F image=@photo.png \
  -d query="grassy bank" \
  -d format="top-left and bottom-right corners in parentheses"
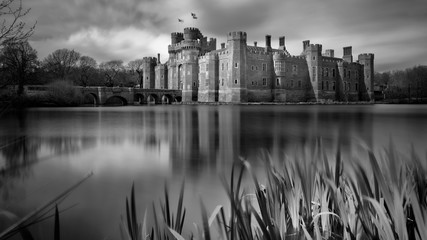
top-left (121, 142), bottom-right (427, 240)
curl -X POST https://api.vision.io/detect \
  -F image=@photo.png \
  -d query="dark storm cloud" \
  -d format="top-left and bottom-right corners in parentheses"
top-left (24, 0), bottom-right (427, 71)
top-left (27, 0), bottom-right (168, 40)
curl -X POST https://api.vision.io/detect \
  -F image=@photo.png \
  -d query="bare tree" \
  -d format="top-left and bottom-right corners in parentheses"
top-left (77, 55), bottom-right (97, 86)
top-left (127, 59), bottom-right (144, 88)
top-left (43, 48), bottom-right (81, 80)
top-left (0, 0), bottom-right (36, 45)
top-left (99, 60), bottom-right (124, 87)
top-left (0, 40), bottom-right (37, 95)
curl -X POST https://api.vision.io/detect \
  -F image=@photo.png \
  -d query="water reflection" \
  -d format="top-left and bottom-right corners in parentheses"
top-left (0, 105), bottom-right (425, 239)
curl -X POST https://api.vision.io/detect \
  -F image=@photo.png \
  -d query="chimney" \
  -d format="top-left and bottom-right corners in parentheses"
top-left (221, 43), bottom-right (225, 49)
top-left (157, 53), bottom-right (161, 64)
top-left (343, 46), bottom-right (353, 62)
top-left (265, 35), bottom-right (271, 48)
top-left (303, 40), bottom-right (310, 51)
top-left (279, 36), bottom-right (285, 46)
top-left (325, 49), bottom-right (334, 58)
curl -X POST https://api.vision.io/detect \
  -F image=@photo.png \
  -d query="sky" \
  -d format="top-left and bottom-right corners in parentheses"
top-left (23, 0), bottom-right (427, 72)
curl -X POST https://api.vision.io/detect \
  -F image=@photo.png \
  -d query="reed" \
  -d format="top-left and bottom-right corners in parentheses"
top-left (124, 141), bottom-right (427, 240)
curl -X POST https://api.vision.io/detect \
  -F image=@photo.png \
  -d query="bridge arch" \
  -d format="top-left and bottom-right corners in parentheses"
top-left (175, 96), bottom-right (182, 103)
top-left (105, 95), bottom-right (128, 106)
top-left (161, 94), bottom-right (174, 104)
top-left (147, 94), bottom-right (159, 104)
top-left (134, 93), bottom-right (146, 104)
top-left (83, 92), bottom-right (99, 106)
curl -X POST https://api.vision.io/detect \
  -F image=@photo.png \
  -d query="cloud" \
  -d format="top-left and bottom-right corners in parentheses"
top-left (31, 27), bottom-right (170, 63)
top-left (24, 0), bottom-right (427, 72)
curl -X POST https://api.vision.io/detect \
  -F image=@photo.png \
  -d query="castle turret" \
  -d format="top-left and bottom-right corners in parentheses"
top-left (184, 27), bottom-right (201, 41)
top-left (303, 40), bottom-right (310, 53)
top-left (325, 49), bottom-right (334, 58)
top-left (343, 46), bottom-right (353, 63)
top-left (142, 57), bottom-right (157, 89)
top-left (306, 44), bottom-right (323, 101)
top-left (358, 53), bottom-right (375, 101)
top-left (155, 53), bottom-right (168, 89)
top-left (171, 32), bottom-right (184, 44)
top-left (220, 31), bottom-right (247, 102)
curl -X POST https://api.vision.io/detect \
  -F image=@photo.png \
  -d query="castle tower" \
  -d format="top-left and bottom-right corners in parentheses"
top-left (181, 27), bottom-right (202, 102)
top-left (198, 52), bottom-right (219, 102)
top-left (306, 44), bottom-right (323, 101)
top-left (273, 52), bottom-right (287, 101)
top-left (155, 54), bottom-right (168, 89)
top-left (343, 46), bottom-right (353, 63)
top-left (142, 57), bottom-right (157, 89)
top-left (358, 53), bottom-right (375, 101)
top-left (219, 31), bottom-right (247, 102)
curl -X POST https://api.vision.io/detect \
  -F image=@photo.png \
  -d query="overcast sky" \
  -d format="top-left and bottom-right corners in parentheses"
top-left (24, 0), bottom-right (427, 72)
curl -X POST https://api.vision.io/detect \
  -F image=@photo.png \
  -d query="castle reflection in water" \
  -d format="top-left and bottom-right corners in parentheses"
top-left (0, 106), bottom-right (375, 181)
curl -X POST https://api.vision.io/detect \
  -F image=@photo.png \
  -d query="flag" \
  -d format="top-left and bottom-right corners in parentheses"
top-left (178, 18), bottom-right (184, 23)
top-left (191, 13), bottom-right (197, 19)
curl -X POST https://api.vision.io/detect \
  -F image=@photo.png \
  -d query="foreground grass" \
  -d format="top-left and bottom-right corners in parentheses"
top-left (122, 141), bottom-right (427, 240)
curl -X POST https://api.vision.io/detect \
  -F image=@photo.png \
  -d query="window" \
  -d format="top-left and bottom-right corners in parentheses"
top-left (221, 79), bottom-right (224, 86)
top-left (234, 62), bottom-right (238, 68)
top-left (321, 68), bottom-right (324, 77)
top-left (348, 70), bottom-right (351, 78)
top-left (332, 81), bottom-right (336, 90)
top-left (298, 81), bottom-right (301, 88)
top-left (312, 56), bottom-right (316, 60)
top-left (193, 82), bottom-right (196, 87)
top-left (262, 63), bottom-right (267, 71)
top-left (325, 68), bottom-right (329, 77)
top-left (251, 65), bottom-right (254, 71)
top-left (262, 78), bottom-right (267, 86)
top-left (293, 65), bottom-right (297, 73)
top-left (332, 69), bottom-right (336, 77)
top-left (251, 81), bottom-right (254, 86)
top-left (255, 66), bottom-right (258, 71)
top-left (355, 83), bottom-right (358, 91)
top-left (234, 79), bottom-right (238, 84)
top-left (326, 81), bottom-right (329, 90)
top-left (276, 78), bottom-right (280, 86)
top-left (221, 63), bottom-right (224, 71)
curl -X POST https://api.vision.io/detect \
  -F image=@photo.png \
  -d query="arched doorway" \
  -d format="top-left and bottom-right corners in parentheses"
top-left (105, 96), bottom-right (128, 106)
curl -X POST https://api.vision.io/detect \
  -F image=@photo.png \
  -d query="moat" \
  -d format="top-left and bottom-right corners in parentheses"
top-left (1, 104), bottom-right (426, 239)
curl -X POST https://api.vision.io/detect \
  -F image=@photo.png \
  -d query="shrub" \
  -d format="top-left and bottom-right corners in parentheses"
top-left (45, 80), bottom-right (83, 106)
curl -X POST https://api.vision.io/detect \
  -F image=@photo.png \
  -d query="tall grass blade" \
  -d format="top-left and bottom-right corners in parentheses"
top-left (0, 172), bottom-right (93, 240)
top-left (200, 200), bottom-right (211, 240)
top-left (168, 227), bottom-right (186, 240)
top-left (54, 205), bottom-right (60, 240)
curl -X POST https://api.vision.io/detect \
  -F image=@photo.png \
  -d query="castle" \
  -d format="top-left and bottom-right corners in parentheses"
top-left (141, 27), bottom-right (374, 103)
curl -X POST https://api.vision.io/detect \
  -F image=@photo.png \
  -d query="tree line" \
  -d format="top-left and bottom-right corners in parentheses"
top-left (375, 66), bottom-right (427, 101)
top-left (0, 43), bottom-right (148, 95)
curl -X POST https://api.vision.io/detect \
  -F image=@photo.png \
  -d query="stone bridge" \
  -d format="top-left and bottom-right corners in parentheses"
top-left (79, 87), bottom-right (182, 105)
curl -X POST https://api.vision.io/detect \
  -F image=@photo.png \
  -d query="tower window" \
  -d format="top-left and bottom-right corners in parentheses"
top-left (293, 65), bottom-right (297, 73)
top-left (355, 83), bottom-right (358, 91)
top-left (234, 79), bottom-right (238, 84)
top-left (221, 79), bottom-right (224, 86)
top-left (332, 69), bottom-right (336, 77)
top-left (221, 63), bottom-right (224, 71)
top-left (332, 81), bottom-right (336, 90)
top-left (193, 82), bottom-right (196, 87)
top-left (326, 81), bottom-right (329, 90)
top-left (312, 56), bottom-right (316, 60)
top-left (234, 62), bottom-right (238, 68)
top-left (276, 78), bottom-right (280, 86)
top-left (262, 63), bottom-right (267, 71)
top-left (262, 78), bottom-right (267, 86)
top-left (251, 65), bottom-right (255, 71)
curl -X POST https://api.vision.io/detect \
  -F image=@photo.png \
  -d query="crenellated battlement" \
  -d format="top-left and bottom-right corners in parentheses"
top-left (247, 49), bottom-right (271, 55)
top-left (306, 44), bottom-right (322, 52)
top-left (184, 27), bottom-right (201, 40)
top-left (227, 31), bottom-right (247, 41)
top-left (358, 53), bottom-right (374, 59)
top-left (199, 52), bottom-right (218, 61)
top-left (142, 57), bottom-right (157, 63)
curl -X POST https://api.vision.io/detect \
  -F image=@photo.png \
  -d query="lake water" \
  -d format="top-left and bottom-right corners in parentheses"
top-left (0, 104), bottom-right (426, 239)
